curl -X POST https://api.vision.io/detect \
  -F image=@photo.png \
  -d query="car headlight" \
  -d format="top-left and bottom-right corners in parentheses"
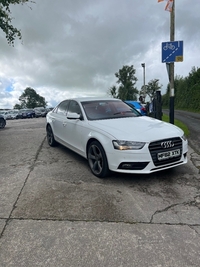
top-left (112, 140), bottom-right (145, 150)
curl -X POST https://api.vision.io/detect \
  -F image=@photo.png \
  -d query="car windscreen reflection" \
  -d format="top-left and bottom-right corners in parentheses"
top-left (82, 100), bottom-right (141, 120)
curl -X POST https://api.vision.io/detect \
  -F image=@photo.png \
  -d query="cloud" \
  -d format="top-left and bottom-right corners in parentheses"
top-left (0, 0), bottom-right (199, 109)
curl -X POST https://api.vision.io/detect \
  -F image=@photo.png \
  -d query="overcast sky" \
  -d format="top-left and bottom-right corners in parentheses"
top-left (0, 0), bottom-right (199, 109)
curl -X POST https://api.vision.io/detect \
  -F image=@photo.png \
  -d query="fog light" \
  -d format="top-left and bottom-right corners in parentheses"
top-left (122, 163), bottom-right (132, 169)
top-left (118, 162), bottom-right (149, 170)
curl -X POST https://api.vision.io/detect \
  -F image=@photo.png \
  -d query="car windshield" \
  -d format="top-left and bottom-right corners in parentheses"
top-left (82, 100), bottom-right (141, 121)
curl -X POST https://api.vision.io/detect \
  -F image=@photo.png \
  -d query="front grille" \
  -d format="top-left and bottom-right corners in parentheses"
top-left (149, 137), bottom-right (182, 167)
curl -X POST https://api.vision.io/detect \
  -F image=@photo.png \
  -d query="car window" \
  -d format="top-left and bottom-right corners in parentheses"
top-left (68, 100), bottom-right (82, 114)
top-left (56, 100), bottom-right (69, 115)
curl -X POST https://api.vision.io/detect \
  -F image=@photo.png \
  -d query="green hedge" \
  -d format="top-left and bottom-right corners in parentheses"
top-left (162, 67), bottom-right (200, 112)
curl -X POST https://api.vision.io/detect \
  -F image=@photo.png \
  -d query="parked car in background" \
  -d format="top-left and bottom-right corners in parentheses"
top-left (0, 110), bottom-right (12, 120)
top-left (34, 108), bottom-right (42, 118)
top-left (18, 109), bottom-right (36, 119)
top-left (125, 101), bottom-right (147, 116)
top-left (9, 110), bottom-right (20, 119)
top-left (46, 107), bottom-right (54, 114)
top-left (16, 110), bottom-right (23, 119)
top-left (0, 111), bottom-right (6, 118)
top-left (4, 110), bottom-right (20, 119)
top-left (5, 111), bottom-right (13, 120)
top-left (0, 114), bottom-right (6, 128)
top-left (46, 97), bottom-right (188, 178)
top-left (34, 107), bottom-right (47, 117)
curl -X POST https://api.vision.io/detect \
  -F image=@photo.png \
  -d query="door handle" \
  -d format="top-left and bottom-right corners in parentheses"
top-left (63, 121), bottom-right (67, 127)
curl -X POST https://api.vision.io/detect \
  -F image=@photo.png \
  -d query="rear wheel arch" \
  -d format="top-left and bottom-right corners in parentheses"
top-left (46, 124), bottom-right (58, 147)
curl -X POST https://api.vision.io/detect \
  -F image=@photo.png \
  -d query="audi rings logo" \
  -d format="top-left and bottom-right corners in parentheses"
top-left (161, 140), bottom-right (174, 149)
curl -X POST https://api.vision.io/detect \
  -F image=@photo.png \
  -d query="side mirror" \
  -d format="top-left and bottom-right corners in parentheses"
top-left (67, 112), bottom-right (81, 120)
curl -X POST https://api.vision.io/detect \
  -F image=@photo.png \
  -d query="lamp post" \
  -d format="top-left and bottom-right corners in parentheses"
top-left (141, 63), bottom-right (146, 101)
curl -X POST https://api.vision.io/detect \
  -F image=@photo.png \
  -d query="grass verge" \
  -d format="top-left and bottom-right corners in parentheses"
top-left (162, 114), bottom-right (190, 137)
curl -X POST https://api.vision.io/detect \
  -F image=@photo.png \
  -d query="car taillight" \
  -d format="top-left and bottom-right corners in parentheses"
top-left (141, 107), bottom-right (146, 111)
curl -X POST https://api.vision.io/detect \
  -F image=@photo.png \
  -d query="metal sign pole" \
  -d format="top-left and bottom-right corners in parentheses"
top-left (169, 0), bottom-right (175, 124)
top-left (141, 63), bottom-right (146, 101)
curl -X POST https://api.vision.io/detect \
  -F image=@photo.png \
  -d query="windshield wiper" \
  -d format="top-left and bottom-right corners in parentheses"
top-left (113, 111), bottom-right (132, 115)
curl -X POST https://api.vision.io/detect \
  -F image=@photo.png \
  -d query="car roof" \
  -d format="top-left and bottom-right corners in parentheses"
top-left (61, 97), bottom-right (121, 103)
top-left (125, 100), bottom-right (140, 104)
top-left (125, 100), bottom-right (141, 107)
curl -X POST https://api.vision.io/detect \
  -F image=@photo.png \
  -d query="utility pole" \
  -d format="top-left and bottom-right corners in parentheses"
top-left (141, 63), bottom-right (146, 101)
top-left (169, 0), bottom-right (175, 124)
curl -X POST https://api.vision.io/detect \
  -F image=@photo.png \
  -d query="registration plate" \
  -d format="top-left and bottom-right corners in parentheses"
top-left (157, 149), bottom-right (180, 161)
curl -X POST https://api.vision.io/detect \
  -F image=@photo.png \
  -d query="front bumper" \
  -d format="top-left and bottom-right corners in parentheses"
top-left (107, 137), bottom-right (188, 174)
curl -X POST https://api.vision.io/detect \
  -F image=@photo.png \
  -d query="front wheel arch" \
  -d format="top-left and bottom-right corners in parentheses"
top-left (87, 140), bottom-right (110, 178)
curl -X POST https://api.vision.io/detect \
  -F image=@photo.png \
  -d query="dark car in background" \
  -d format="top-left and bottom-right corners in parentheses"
top-left (17, 109), bottom-right (36, 119)
top-left (125, 101), bottom-right (147, 116)
top-left (0, 114), bottom-right (6, 128)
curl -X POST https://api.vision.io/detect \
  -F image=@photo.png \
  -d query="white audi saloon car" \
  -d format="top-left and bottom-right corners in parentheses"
top-left (46, 97), bottom-right (188, 178)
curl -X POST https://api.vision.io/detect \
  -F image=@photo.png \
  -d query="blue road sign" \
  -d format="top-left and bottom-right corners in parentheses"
top-left (162, 41), bottom-right (183, 63)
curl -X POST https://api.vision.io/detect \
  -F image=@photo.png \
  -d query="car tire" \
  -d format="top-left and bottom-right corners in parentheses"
top-left (0, 118), bottom-right (6, 129)
top-left (87, 141), bottom-right (110, 178)
top-left (46, 125), bottom-right (57, 147)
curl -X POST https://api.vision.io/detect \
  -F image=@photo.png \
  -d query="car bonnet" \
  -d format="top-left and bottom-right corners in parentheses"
top-left (88, 116), bottom-right (183, 142)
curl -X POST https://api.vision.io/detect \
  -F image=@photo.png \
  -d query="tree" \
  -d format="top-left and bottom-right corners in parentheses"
top-left (0, 0), bottom-right (34, 45)
top-left (107, 85), bottom-right (118, 98)
top-left (13, 103), bottom-right (22, 109)
top-left (13, 87), bottom-right (47, 109)
top-left (108, 65), bottom-right (138, 101)
top-left (141, 79), bottom-right (162, 102)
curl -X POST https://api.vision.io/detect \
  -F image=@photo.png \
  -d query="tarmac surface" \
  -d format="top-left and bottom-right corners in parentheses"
top-left (0, 117), bottom-right (200, 267)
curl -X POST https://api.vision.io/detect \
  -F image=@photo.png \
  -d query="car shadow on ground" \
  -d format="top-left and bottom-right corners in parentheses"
top-left (51, 141), bottom-right (177, 186)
